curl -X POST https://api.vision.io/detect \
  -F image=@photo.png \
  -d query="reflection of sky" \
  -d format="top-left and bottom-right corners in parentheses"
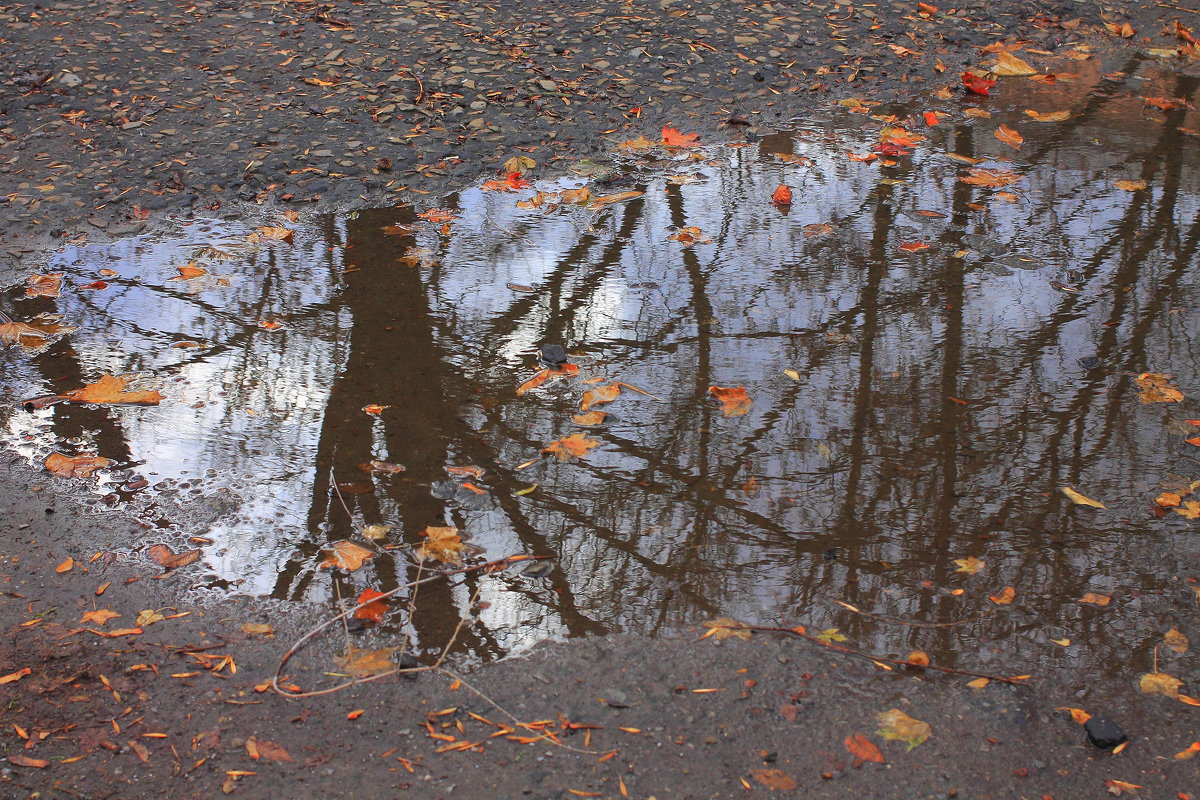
top-left (3, 66), bottom-right (1200, 677)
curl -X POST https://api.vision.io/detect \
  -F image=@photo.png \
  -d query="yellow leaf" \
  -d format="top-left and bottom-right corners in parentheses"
top-left (876, 708), bottom-right (931, 750)
top-left (541, 432), bottom-right (600, 461)
top-left (1114, 179), bottom-right (1147, 191)
top-left (1173, 500), bottom-right (1200, 519)
top-left (966, 677), bottom-right (989, 689)
top-left (1051, 637), bottom-right (1071, 646)
top-left (1165, 627), bottom-right (1189, 654)
top-left (241, 622), bottom-right (274, 636)
top-left (256, 226), bottom-right (294, 243)
top-left (699, 617), bottom-right (752, 641)
top-left (1080, 592), bottom-right (1112, 606)
top-left (136, 609), bottom-right (165, 627)
top-left (503, 155), bottom-right (536, 173)
top-left (1139, 671), bottom-right (1183, 698)
top-left (1060, 486), bottom-right (1105, 509)
top-left (80, 609), bottom-right (120, 626)
top-left (990, 52), bottom-right (1037, 76)
top-left (334, 646), bottom-right (396, 678)
top-left (953, 555), bottom-right (985, 575)
top-left (416, 526), bottom-right (466, 565)
top-left (816, 628), bottom-right (847, 644)
top-left (783, 369), bottom-right (801, 381)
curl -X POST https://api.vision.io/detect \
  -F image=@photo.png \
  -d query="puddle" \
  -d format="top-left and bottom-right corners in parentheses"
top-left (4, 57), bottom-right (1200, 686)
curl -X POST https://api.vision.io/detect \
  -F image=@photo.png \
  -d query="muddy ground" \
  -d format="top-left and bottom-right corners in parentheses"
top-left (3, 0), bottom-right (1200, 797)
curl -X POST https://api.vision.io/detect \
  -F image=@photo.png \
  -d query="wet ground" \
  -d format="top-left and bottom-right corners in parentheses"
top-left (5, 3), bottom-right (1200, 798)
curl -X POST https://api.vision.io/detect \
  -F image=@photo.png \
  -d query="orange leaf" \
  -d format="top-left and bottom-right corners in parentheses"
top-left (147, 544), bottom-right (201, 571)
top-left (661, 125), bottom-right (700, 147)
top-left (45, 452), bottom-right (111, 479)
top-left (988, 586), bottom-right (1016, 605)
top-left (319, 540), bottom-right (375, 572)
top-left (898, 241), bottom-right (930, 252)
top-left (961, 72), bottom-right (996, 95)
top-left (481, 172), bottom-right (532, 192)
top-left (1135, 372), bottom-right (1184, 403)
top-left (256, 226), bottom-right (294, 243)
top-left (960, 168), bottom-right (1022, 188)
top-left (708, 386), bottom-right (752, 417)
top-left (25, 273), bottom-right (63, 298)
top-left (923, 111), bottom-right (940, 126)
top-left (516, 363), bottom-right (579, 396)
top-left (416, 526), bottom-right (466, 565)
top-left (845, 734), bottom-right (885, 767)
top-left (8, 754), bottom-right (49, 769)
top-left (1080, 592), bottom-right (1111, 606)
top-left (572, 411), bottom-right (608, 426)
top-left (417, 208), bottom-right (458, 223)
top-left (994, 124), bottom-right (1024, 148)
top-left (55, 557), bottom-right (75, 573)
top-left (541, 432), bottom-right (600, 461)
top-left (353, 589), bottom-right (389, 623)
top-left (771, 184), bottom-right (793, 206)
top-left (362, 404), bottom-right (390, 415)
top-left (169, 263), bottom-right (209, 281)
top-left (62, 373), bottom-right (162, 406)
top-left (581, 383), bottom-right (621, 412)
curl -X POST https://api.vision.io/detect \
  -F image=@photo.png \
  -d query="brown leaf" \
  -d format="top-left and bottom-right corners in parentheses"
top-left (587, 191), bottom-right (644, 210)
top-left (581, 383), bottom-right (622, 412)
top-left (959, 168), bottom-right (1022, 188)
top-left (877, 708), bottom-right (931, 750)
top-left (1061, 486), bottom-right (1105, 509)
top-left (503, 155), bottom-right (537, 173)
top-left (246, 737), bottom-right (292, 763)
top-left (0, 314), bottom-right (77, 350)
top-left (803, 223), bottom-right (834, 237)
top-left (8, 754), bottom-right (49, 769)
top-left (147, 544), bottom-right (201, 571)
top-left (1139, 671), bottom-right (1183, 698)
top-left (335, 645), bottom-right (396, 677)
top-left (1135, 372), bottom-right (1184, 403)
top-left (699, 617), bottom-right (752, 641)
top-left (45, 452), bottom-right (111, 479)
top-left (1024, 109), bottom-right (1071, 122)
top-left (360, 460), bottom-right (406, 475)
top-left (750, 769), bottom-right (797, 791)
top-left (25, 273), bottom-right (63, 298)
top-left (845, 734), bottom-right (885, 767)
top-left (255, 226), bottom-right (294, 243)
top-left (708, 386), bottom-right (752, 417)
top-left (319, 541), bottom-right (375, 572)
top-left (416, 526), bottom-right (466, 565)
top-left (994, 124), bottom-right (1024, 148)
top-left (62, 373), bottom-right (162, 406)
top-left (541, 432), bottom-right (600, 461)
top-left (988, 586), bottom-right (1016, 605)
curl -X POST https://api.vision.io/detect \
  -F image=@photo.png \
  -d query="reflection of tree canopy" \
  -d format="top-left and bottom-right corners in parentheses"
top-left (10, 60), bottom-right (1200, 683)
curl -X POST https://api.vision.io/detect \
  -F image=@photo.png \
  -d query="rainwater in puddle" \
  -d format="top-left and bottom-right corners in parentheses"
top-left (4, 57), bottom-right (1200, 690)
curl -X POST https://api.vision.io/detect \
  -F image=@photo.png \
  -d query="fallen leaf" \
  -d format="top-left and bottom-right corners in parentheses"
top-left (246, 737), bottom-right (292, 763)
top-left (0, 668), bottom-right (31, 685)
top-left (668, 225), bottom-right (712, 245)
top-left (1114, 179), bottom-right (1147, 191)
top-left (1105, 779), bottom-right (1142, 796)
top-left (0, 314), bottom-right (77, 350)
top-left (45, 453), bottom-right (111, 479)
top-left (62, 373), bottom-right (162, 406)
top-left (953, 555), bottom-right (985, 574)
top-left (961, 71), bottom-right (996, 95)
top-left (361, 460), bottom-right (406, 475)
top-left (816, 628), bottom-right (847, 644)
top-left (960, 168), bottom-right (1022, 188)
top-left (1105, 21), bottom-right (1135, 38)
top-left (1164, 627), bottom-right (1189, 654)
top-left (1142, 95), bottom-right (1188, 111)
top-left (1024, 109), bottom-right (1071, 122)
top-left (169, 262), bottom-right (209, 281)
top-left (1134, 372), bottom-right (1183, 403)
top-left (416, 526), bottom-right (466, 565)
top-left (906, 651), bottom-right (930, 667)
top-left (503, 155), bottom-right (536, 173)
top-left (1139, 671), bottom-right (1183, 698)
top-left (572, 411), bottom-right (608, 426)
top-left (1061, 486), bottom-right (1105, 509)
top-left (877, 708), bottom-right (932, 750)
top-left (1080, 592), bottom-right (1112, 606)
top-left (55, 557), bottom-right (75, 573)
top-left (967, 677), bottom-right (990, 689)
top-left (699, 617), bottom-right (752, 641)
top-left (803, 223), bottom-right (833, 237)
top-left (898, 241), bottom-right (930, 252)
top-left (319, 541), bottom-right (375, 571)
top-left (516, 363), bottom-right (580, 396)
top-left (1174, 741), bottom-right (1200, 760)
top-left (147, 544), bottom-right (201, 571)
top-left (417, 208), bottom-right (458, 223)
top-left (80, 609), bottom-right (120, 626)
top-left (961, 107), bottom-right (992, 119)
top-left (362, 404), bottom-right (390, 415)
top-left (750, 769), bottom-right (797, 791)
top-left (256, 226), bottom-right (294, 243)
top-left (353, 589), bottom-right (389, 623)
top-left (845, 734), bottom-right (885, 767)
top-left (8, 755), bottom-right (49, 769)
top-left (135, 609), bottom-right (165, 627)
top-left (25, 273), bottom-right (63, 298)
top-left (782, 369), bottom-right (801, 381)
top-left (771, 184), bottom-right (793, 206)
top-left (661, 125), bottom-right (700, 147)
top-left (989, 52), bottom-right (1037, 76)
top-left (1155, 491), bottom-right (1183, 508)
top-left (581, 383), bottom-right (622, 412)
top-left (708, 386), bottom-right (752, 417)
top-left (542, 432), bottom-right (600, 461)
top-left (994, 124), bottom-right (1024, 148)
top-left (241, 622), bottom-right (273, 636)
top-left (989, 586), bottom-right (1016, 605)
top-left (587, 191), bottom-right (644, 210)
top-left (616, 135), bottom-right (657, 152)
top-left (481, 172), bottom-right (531, 192)
top-left (560, 187), bottom-right (592, 205)
top-left (335, 646), bottom-right (396, 678)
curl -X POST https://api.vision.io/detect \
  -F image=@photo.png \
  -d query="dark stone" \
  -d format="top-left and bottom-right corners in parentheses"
top-left (1084, 715), bottom-right (1126, 750)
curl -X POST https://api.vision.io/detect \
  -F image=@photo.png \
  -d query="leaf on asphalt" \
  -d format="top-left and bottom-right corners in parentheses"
top-left (1164, 627), bottom-right (1189, 654)
top-left (1105, 779), bottom-right (1143, 796)
top-left (1061, 486), bottom-right (1105, 508)
top-left (953, 555), bottom-right (985, 574)
top-left (616, 135), bottom-right (657, 152)
top-left (771, 184), bottom-right (793, 206)
top-left (62, 373), bottom-right (162, 406)
top-left (147, 544), bottom-right (201, 571)
top-left (1134, 372), bottom-right (1183, 403)
top-left (416, 526), bottom-right (466, 565)
top-left (353, 589), bottom-right (389, 623)
top-left (661, 125), bottom-right (700, 148)
top-left (1175, 741), bottom-right (1200, 760)
top-left (319, 540), bottom-right (375, 571)
top-left (699, 617), bottom-right (752, 641)
top-left (989, 52), bottom-right (1037, 76)
top-left (335, 646), bottom-right (396, 678)
top-left (503, 155), bottom-right (537, 174)
top-left (1080, 592), bottom-right (1112, 606)
top-left (967, 677), bottom-right (990, 689)
top-left (816, 628), bottom-right (847, 644)
top-left (246, 737), bottom-right (293, 763)
top-left (81, 609), bottom-right (120, 626)
top-left (988, 586), bottom-right (1016, 605)
top-left (877, 708), bottom-right (932, 750)
top-left (7, 754), bottom-right (49, 769)
top-left (241, 622), bottom-right (274, 636)
top-left (136, 609), bottom-right (165, 627)
top-left (1139, 671), bottom-right (1183, 698)
top-left (25, 273), bottom-right (63, 298)
top-left (1024, 109), bottom-right (1071, 122)
top-left (845, 734), bottom-right (885, 767)
top-left (750, 769), bottom-right (797, 790)
top-left (45, 452), bottom-right (111, 479)
top-left (542, 432), bottom-right (600, 461)
top-left (1105, 21), bottom-right (1135, 38)
top-left (708, 386), bottom-right (752, 417)
top-left (581, 383), bottom-right (622, 412)
top-left (587, 190), bottom-right (644, 210)
top-left (55, 557), bottom-right (75, 573)
top-left (0, 668), bottom-right (31, 685)
top-left (994, 124), bottom-right (1024, 148)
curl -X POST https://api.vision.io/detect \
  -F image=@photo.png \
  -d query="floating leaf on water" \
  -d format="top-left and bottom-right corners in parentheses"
top-left (989, 586), bottom-right (1016, 605)
top-left (587, 190), bottom-right (644, 210)
top-left (1061, 486), bottom-right (1105, 509)
top-left (803, 223), bottom-right (834, 237)
top-left (1134, 372), bottom-right (1183, 403)
top-left (953, 555), bottom-right (985, 574)
top-left (771, 184), bottom-right (793, 206)
top-left (877, 708), bottom-right (931, 750)
top-left (572, 411), bottom-right (608, 426)
top-left (708, 386), bottom-right (752, 417)
top-left (24, 273), bottom-right (63, 298)
top-left (62, 373), bottom-right (162, 406)
top-left (45, 453), bottom-right (111, 479)
top-left (353, 589), bottom-right (389, 623)
top-left (319, 540), bottom-right (375, 572)
top-left (360, 523), bottom-right (392, 541)
top-left (581, 383), bottom-right (622, 412)
top-left (416, 526), bottom-right (466, 565)
top-left (960, 168), bottom-right (1022, 188)
top-left (994, 124), bottom-right (1024, 148)
top-left (0, 314), bottom-right (77, 351)
top-left (335, 646), bottom-right (396, 678)
top-left (1114, 179), bottom-right (1147, 191)
top-left (361, 460), bottom-right (405, 475)
top-left (699, 617), bottom-right (753, 641)
top-left (782, 369), bottom-right (801, 381)
top-left (542, 432), bottom-right (600, 461)
top-left (1025, 109), bottom-right (1071, 122)
top-left (816, 628), bottom-right (847, 644)
top-left (255, 226), bottom-right (294, 243)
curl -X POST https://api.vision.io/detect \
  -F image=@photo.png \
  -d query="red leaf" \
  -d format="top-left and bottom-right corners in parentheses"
top-left (961, 72), bottom-right (997, 96)
top-left (661, 125), bottom-right (700, 147)
top-left (845, 734), bottom-right (886, 767)
top-left (353, 589), bottom-right (388, 623)
top-left (771, 184), bottom-right (793, 206)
